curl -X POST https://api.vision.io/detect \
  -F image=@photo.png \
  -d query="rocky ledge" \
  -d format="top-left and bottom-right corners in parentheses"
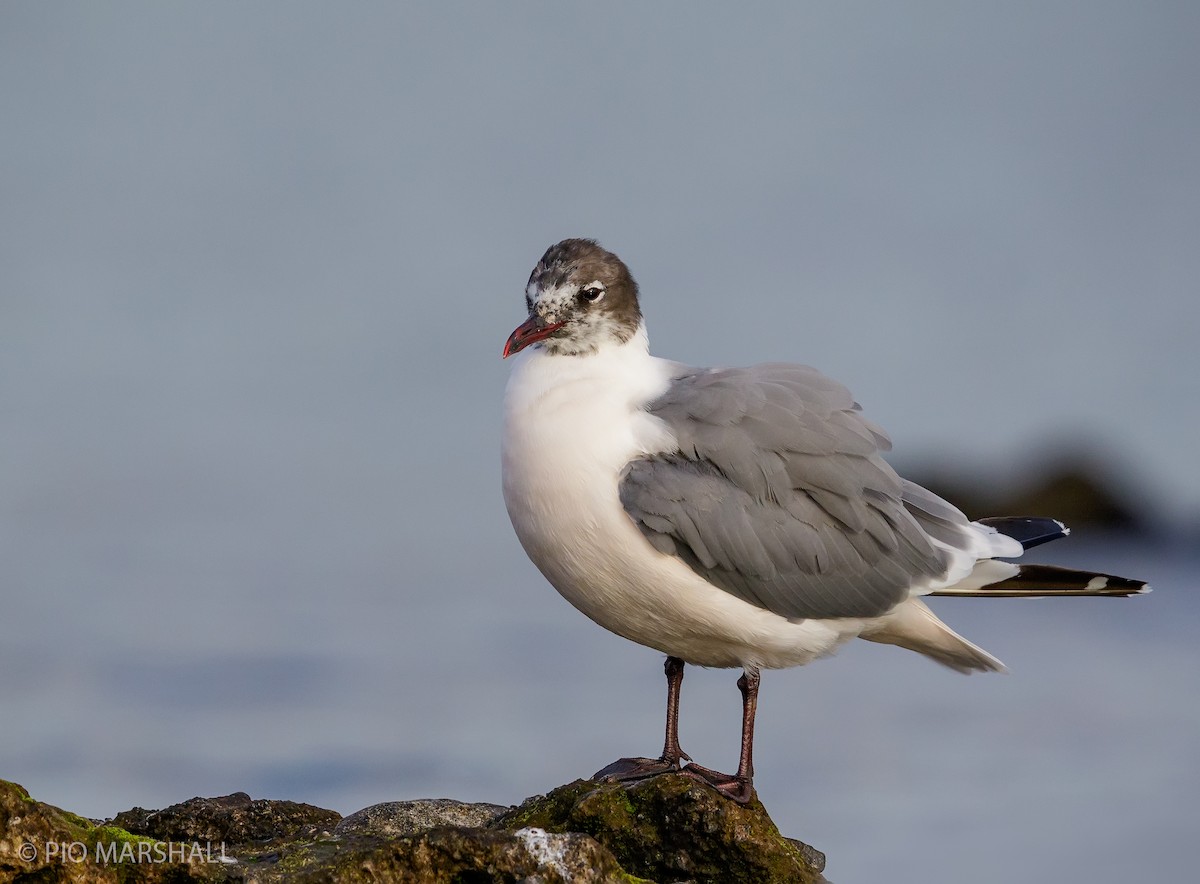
top-left (1, 775), bottom-right (827, 882)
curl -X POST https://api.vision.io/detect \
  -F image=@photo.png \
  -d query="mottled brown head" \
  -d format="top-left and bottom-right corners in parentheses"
top-left (503, 239), bottom-right (643, 358)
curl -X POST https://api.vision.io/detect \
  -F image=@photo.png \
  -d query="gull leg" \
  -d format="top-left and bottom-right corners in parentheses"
top-left (681, 666), bottom-right (760, 804)
top-left (594, 656), bottom-right (691, 781)
top-left (660, 655), bottom-right (690, 765)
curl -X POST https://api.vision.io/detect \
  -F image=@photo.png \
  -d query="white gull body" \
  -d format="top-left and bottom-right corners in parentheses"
top-left (503, 324), bottom-right (994, 671)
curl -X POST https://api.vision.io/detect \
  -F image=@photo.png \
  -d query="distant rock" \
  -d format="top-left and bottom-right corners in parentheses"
top-left (2, 775), bottom-right (828, 882)
top-left (989, 465), bottom-right (1143, 529)
top-left (904, 453), bottom-right (1148, 530)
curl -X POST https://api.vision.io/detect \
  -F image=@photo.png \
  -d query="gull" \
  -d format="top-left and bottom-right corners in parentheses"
top-left (501, 238), bottom-right (1148, 803)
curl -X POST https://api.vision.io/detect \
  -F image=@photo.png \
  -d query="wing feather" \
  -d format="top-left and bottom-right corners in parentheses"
top-left (619, 364), bottom-right (963, 620)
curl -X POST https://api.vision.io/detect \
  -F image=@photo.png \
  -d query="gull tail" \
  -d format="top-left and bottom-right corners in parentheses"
top-left (863, 516), bottom-right (1149, 673)
top-left (930, 515), bottom-right (1150, 598)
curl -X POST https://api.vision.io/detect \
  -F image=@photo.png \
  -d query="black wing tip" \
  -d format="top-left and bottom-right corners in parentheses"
top-left (978, 516), bottom-right (1071, 551)
top-left (1001, 564), bottom-right (1150, 596)
top-left (933, 565), bottom-right (1150, 598)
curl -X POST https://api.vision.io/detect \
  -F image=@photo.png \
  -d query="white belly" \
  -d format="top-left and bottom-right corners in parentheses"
top-left (501, 345), bottom-right (864, 670)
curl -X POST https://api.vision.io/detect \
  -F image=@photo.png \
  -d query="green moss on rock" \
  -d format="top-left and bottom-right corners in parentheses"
top-left (3, 774), bottom-right (826, 883)
top-left (245, 826), bottom-right (642, 883)
top-left (112, 791), bottom-right (341, 847)
top-left (492, 774), bottom-right (826, 883)
top-left (1, 779), bottom-right (225, 883)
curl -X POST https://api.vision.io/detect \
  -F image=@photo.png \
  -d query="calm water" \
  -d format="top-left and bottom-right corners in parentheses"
top-left (3, 533), bottom-right (1194, 883)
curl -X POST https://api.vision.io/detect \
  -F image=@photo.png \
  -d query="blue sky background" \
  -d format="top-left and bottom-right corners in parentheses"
top-left (3, 4), bottom-right (1197, 883)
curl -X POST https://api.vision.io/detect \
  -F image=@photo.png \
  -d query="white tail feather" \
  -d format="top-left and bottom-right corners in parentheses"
top-left (860, 598), bottom-right (1005, 674)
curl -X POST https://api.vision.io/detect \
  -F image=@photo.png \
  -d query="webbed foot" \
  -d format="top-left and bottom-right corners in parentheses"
top-left (680, 762), bottom-right (756, 804)
top-left (593, 755), bottom-right (685, 783)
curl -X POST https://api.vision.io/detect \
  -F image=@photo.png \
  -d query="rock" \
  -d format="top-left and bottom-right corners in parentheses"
top-left (112, 791), bottom-right (341, 847)
top-left (2, 775), bottom-right (828, 882)
top-left (0, 779), bottom-right (225, 882)
top-left (259, 825), bottom-right (635, 883)
top-left (905, 455), bottom-right (1147, 531)
top-left (786, 838), bottom-right (829, 877)
top-left (993, 466), bottom-right (1143, 530)
top-left (492, 774), bottom-right (827, 883)
top-left (334, 798), bottom-right (509, 837)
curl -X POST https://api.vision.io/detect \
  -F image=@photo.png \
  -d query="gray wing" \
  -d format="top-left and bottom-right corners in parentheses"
top-left (619, 363), bottom-right (959, 619)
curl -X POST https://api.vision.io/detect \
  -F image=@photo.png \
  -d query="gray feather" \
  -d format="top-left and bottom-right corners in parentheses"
top-left (900, 480), bottom-right (973, 549)
top-left (620, 364), bottom-right (959, 620)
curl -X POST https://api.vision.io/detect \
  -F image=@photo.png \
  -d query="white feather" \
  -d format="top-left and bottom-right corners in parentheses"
top-left (502, 326), bottom-right (868, 670)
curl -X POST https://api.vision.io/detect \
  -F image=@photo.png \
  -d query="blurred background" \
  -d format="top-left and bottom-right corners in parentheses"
top-left (3, 3), bottom-right (1197, 882)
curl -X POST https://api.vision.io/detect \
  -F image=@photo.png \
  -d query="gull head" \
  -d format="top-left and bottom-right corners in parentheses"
top-left (503, 238), bottom-right (643, 358)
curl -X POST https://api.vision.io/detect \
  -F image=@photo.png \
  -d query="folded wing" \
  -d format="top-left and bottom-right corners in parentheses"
top-left (620, 363), bottom-right (982, 620)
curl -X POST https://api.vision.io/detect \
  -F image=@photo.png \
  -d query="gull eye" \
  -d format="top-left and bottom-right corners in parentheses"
top-left (579, 284), bottom-right (605, 304)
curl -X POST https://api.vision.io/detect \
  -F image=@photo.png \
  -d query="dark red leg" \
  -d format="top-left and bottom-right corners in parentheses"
top-left (594, 656), bottom-right (691, 782)
top-left (660, 655), bottom-right (689, 765)
top-left (680, 667), bottom-right (760, 804)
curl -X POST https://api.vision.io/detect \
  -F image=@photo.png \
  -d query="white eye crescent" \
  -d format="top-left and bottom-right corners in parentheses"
top-left (580, 282), bottom-right (606, 304)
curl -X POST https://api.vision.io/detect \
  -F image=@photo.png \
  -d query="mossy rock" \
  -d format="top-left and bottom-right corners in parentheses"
top-left (3, 775), bottom-right (826, 883)
top-left (251, 825), bottom-right (642, 883)
top-left (492, 774), bottom-right (826, 883)
top-left (2, 780), bottom-right (641, 883)
top-left (112, 791), bottom-right (341, 851)
top-left (0, 779), bottom-right (226, 883)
